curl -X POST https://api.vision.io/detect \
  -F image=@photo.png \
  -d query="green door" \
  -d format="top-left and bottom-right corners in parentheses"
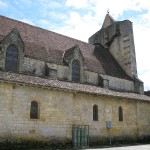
top-left (72, 125), bottom-right (89, 148)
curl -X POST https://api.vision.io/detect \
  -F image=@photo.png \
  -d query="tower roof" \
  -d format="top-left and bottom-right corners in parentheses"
top-left (102, 13), bottom-right (115, 28)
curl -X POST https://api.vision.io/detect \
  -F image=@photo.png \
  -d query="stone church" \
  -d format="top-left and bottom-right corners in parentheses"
top-left (0, 14), bottom-right (150, 147)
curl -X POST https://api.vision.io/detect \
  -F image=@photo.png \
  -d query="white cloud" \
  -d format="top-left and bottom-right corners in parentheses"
top-left (66, 0), bottom-right (90, 9)
top-left (4, 0), bottom-right (149, 90)
top-left (52, 11), bottom-right (100, 42)
top-left (21, 0), bottom-right (32, 4)
top-left (56, 0), bottom-right (150, 41)
top-left (38, 1), bottom-right (64, 18)
top-left (47, 1), bottom-right (62, 8)
top-left (139, 70), bottom-right (150, 91)
top-left (39, 19), bottom-right (50, 26)
top-left (48, 12), bottom-right (67, 20)
top-left (19, 18), bottom-right (34, 25)
top-left (0, 0), bottom-right (7, 7)
top-left (14, 0), bottom-right (32, 6)
top-left (133, 20), bottom-right (150, 90)
top-left (63, 0), bottom-right (150, 90)
top-left (65, 0), bottom-right (150, 23)
top-left (39, 0), bottom-right (62, 9)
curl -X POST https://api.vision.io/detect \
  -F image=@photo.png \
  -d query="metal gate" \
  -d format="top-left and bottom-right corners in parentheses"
top-left (72, 125), bottom-right (89, 148)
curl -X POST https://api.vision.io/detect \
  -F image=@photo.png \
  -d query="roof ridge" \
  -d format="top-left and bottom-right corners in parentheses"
top-left (0, 15), bottom-right (92, 46)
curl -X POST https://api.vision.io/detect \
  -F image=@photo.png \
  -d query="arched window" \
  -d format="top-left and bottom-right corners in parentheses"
top-left (93, 104), bottom-right (98, 121)
top-left (119, 106), bottom-right (123, 121)
top-left (30, 101), bottom-right (39, 119)
top-left (5, 45), bottom-right (19, 72)
top-left (72, 60), bottom-right (80, 82)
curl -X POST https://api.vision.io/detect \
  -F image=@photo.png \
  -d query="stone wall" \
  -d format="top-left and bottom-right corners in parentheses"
top-left (0, 82), bottom-right (73, 141)
top-left (22, 57), bottom-right (135, 92)
top-left (22, 57), bottom-right (45, 76)
top-left (137, 101), bottom-right (150, 139)
top-left (109, 21), bottom-right (137, 78)
top-left (88, 20), bottom-right (137, 79)
top-left (72, 93), bottom-right (138, 140)
top-left (0, 82), bottom-right (150, 143)
top-left (84, 71), bottom-right (98, 85)
top-left (101, 74), bottom-right (134, 92)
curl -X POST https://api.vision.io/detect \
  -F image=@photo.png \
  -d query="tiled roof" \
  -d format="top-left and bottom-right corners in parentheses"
top-left (0, 15), bottom-right (131, 80)
top-left (0, 71), bottom-right (149, 101)
top-left (24, 41), bottom-right (64, 64)
top-left (94, 45), bottom-right (132, 80)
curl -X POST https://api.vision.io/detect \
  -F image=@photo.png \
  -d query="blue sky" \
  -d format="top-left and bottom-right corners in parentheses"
top-left (0, 0), bottom-right (150, 90)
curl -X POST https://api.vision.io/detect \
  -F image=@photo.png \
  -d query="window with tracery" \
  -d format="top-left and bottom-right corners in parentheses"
top-left (30, 101), bottom-right (39, 119)
top-left (93, 104), bottom-right (98, 121)
top-left (5, 46), bottom-right (19, 72)
top-left (72, 60), bottom-right (80, 82)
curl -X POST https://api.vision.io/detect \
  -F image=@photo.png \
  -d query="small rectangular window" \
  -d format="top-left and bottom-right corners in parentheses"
top-left (30, 101), bottom-right (39, 119)
top-left (93, 104), bottom-right (98, 121)
top-left (119, 106), bottom-right (123, 121)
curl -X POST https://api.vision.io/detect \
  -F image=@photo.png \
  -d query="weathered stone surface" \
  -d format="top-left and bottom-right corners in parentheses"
top-left (0, 15), bottom-right (141, 93)
top-left (0, 82), bottom-right (150, 143)
top-left (101, 74), bottom-right (134, 92)
top-left (84, 71), bottom-right (98, 85)
top-left (89, 20), bottom-right (137, 79)
top-left (0, 14), bottom-right (148, 147)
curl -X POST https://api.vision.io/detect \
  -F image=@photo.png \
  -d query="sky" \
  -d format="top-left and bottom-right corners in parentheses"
top-left (0, 0), bottom-right (150, 91)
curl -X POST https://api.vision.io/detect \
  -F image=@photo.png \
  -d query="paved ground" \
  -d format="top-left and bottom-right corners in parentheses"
top-left (86, 144), bottom-right (150, 150)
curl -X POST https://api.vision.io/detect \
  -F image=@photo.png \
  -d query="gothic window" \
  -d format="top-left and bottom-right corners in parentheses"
top-left (5, 45), bottom-right (19, 72)
top-left (93, 104), bottom-right (98, 121)
top-left (119, 106), bottom-right (123, 121)
top-left (72, 60), bottom-right (80, 82)
top-left (30, 101), bottom-right (39, 119)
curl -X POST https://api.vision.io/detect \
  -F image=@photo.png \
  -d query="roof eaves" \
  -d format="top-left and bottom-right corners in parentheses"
top-left (0, 72), bottom-right (150, 102)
